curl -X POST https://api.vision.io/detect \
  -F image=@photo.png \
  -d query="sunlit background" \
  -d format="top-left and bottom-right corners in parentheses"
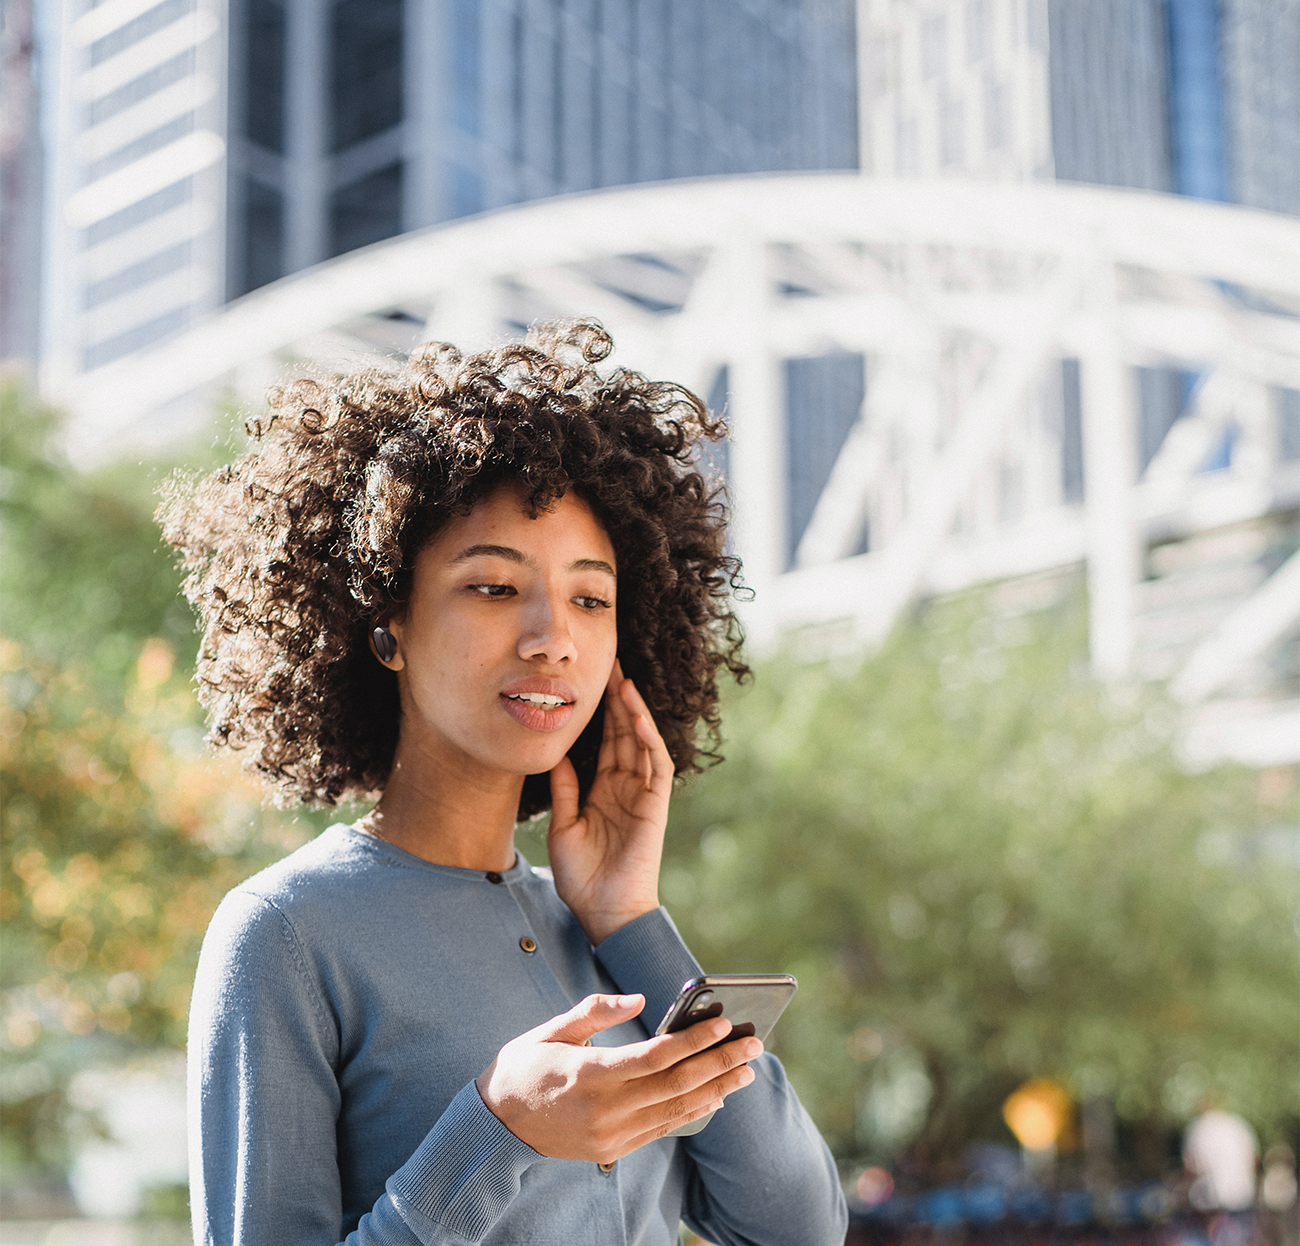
top-left (1, 0), bottom-right (1297, 1241)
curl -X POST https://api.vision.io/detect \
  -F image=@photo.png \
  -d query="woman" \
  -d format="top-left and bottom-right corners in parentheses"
top-left (163, 322), bottom-right (847, 1246)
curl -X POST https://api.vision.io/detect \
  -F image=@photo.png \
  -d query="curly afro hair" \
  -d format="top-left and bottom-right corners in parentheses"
top-left (159, 320), bottom-right (749, 818)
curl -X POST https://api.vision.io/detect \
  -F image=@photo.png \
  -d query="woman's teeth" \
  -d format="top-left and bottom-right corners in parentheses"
top-left (508, 693), bottom-right (569, 708)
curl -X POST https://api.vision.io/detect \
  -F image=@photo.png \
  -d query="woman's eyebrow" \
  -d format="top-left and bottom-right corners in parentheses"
top-left (449, 545), bottom-right (615, 578)
top-left (450, 543), bottom-right (526, 564)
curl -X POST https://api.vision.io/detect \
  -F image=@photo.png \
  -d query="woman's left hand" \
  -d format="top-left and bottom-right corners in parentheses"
top-left (548, 661), bottom-right (674, 945)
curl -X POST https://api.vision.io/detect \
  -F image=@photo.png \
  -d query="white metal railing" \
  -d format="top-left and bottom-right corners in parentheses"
top-left (52, 175), bottom-right (1300, 762)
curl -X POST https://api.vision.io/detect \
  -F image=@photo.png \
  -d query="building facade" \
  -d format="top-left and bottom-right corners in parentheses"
top-left (224, 0), bottom-right (861, 298)
top-left (1, 0), bottom-right (44, 366)
top-left (38, 0), bottom-right (228, 387)
top-left (855, 0), bottom-right (1054, 181)
top-left (855, 0), bottom-right (1300, 216)
top-left (33, 0), bottom-right (860, 393)
top-left (31, 0), bottom-right (1299, 394)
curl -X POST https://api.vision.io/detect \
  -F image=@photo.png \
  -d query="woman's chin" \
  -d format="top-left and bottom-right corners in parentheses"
top-left (487, 739), bottom-right (577, 780)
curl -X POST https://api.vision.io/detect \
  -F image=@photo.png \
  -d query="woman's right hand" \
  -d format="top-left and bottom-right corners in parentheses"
top-left (475, 994), bottom-right (761, 1163)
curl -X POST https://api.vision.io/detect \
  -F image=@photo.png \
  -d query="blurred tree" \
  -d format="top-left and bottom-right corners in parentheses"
top-left (661, 589), bottom-right (1299, 1173)
top-left (0, 380), bottom-right (197, 690)
top-left (0, 379), bottom-right (315, 1191)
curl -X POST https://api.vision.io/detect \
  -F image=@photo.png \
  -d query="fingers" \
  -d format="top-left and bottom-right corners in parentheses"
top-left (602, 660), bottom-right (674, 789)
top-left (593, 669), bottom-right (619, 775)
top-left (548, 754), bottom-right (580, 832)
top-left (629, 1013), bottom-right (736, 1074)
top-left (632, 1034), bottom-right (762, 1109)
top-left (618, 671), bottom-right (673, 790)
top-left (533, 993), bottom-right (645, 1046)
top-left (621, 1097), bottom-right (727, 1154)
top-left (631, 706), bottom-right (674, 791)
top-left (621, 1051), bottom-right (760, 1152)
top-left (610, 1016), bottom-right (763, 1106)
top-left (603, 660), bottom-right (642, 776)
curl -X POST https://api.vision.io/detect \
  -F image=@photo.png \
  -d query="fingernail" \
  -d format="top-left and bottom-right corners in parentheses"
top-left (617, 994), bottom-right (641, 1008)
top-left (745, 1039), bottom-right (764, 1058)
top-left (738, 1067), bottom-right (756, 1086)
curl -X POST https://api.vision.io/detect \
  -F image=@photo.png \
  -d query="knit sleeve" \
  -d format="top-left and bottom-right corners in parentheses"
top-left (594, 907), bottom-right (848, 1246)
top-left (187, 891), bottom-right (539, 1246)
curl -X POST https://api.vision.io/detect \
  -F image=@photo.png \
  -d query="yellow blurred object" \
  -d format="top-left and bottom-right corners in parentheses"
top-left (135, 637), bottom-right (174, 691)
top-left (1002, 1079), bottom-right (1072, 1152)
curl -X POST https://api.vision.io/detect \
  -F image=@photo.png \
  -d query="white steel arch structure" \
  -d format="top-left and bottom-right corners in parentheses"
top-left (57, 175), bottom-right (1300, 763)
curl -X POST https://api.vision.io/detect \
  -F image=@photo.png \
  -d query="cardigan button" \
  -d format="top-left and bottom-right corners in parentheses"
top-left (519, 936), bottom-right (537, 954)
top-left (485, 871), bottom-right (504, 884)
top-left (597, 1161), bottom-right (615, 1173)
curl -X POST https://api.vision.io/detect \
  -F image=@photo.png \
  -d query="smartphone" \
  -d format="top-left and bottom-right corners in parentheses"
top-left (653, 973), bottom-right (798, 1137)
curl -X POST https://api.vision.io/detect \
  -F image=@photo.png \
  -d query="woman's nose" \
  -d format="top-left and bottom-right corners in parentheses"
top-left (517, 591), bottom-right (577, 665)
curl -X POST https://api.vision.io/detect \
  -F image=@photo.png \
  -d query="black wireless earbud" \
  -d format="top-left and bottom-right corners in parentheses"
top-left (372, 627), bottom-right (397, 663)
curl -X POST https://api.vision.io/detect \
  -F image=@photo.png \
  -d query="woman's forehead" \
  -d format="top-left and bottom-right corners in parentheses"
top-left (425, 484), bottom-right (616, 568)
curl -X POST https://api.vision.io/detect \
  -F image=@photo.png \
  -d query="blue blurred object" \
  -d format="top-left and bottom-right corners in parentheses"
top-left (962, 1184), bottom-right (1007, 1224)
top-left (848, 1180), bottom-right (1242, 1235)
top-left (914, 1187), bottom-right (965, 1226)
top-left (1009, 1187), bottom-right (1053, 1222)
top-left (1056, 1189), bottom-right (1095, 1225)
top-left (1200, 425), bottom-right (1238, 473)
top-left (1165, 0), bottom-right (1228, 201)
top-left (880, 1194), bottom-right (913, 1225)
top-left (1138, 1182), bottom-right (1177, 1220)
top-left (1099, 1186), bottom-right (1139, 1223)
top-left (965, 1142), bottom-right (1022, 1187)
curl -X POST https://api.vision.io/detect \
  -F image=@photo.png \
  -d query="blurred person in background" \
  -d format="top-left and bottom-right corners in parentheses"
top-left (160, 322), bottom-right (846, 1246)
top-left (1184, 1100), bottom-right (1259, 1242)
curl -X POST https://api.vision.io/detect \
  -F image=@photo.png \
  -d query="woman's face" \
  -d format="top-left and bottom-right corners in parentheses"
top-left (386, 482), bottom-right (619, 782)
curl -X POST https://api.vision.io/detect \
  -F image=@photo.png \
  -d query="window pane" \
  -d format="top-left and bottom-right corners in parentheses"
top-left (1060, 358), bottom-right (1085, 503)
top-left (1047, 0), bottom-right (1174, 192)
top-left (247, 0), bottom-right (286, 152)
top-left (242, 179), bottom-right (284, 294)
top-left (1279, 388), bottom-right (1300, 463)
top-left (784, 352), bottom-right (867, 567)
top-left (331, 0), bottom-right (403, 153)
top-left (1136, 365), bottom-right (1199, 473)
top-left (329, 162), bottom-right (403, 256)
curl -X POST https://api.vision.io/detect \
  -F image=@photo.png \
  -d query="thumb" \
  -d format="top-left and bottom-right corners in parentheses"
top-left (535, 993), bottom-right (644, 1046)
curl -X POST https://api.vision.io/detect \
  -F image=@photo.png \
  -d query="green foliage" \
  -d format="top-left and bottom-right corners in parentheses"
top-left (0, 379), bottom-right (317, 1179)
top-left (0, 379), bottom-right (196, 692)
top-left (140, 1181), bottom-right (191, 1219)
top-left (662, 592), bottom-right (1300, 1166)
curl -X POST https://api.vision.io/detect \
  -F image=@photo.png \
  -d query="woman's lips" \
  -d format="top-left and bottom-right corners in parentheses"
top-left (500, 695), bottom-right (575, 732)
top-left (499, 678), bottom-right (578, 733)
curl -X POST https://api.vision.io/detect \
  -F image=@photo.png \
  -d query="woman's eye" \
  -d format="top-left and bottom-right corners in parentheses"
top-left (470, 583), bottom-right (515, 598)
top-left (574, 595), bottom-right (612, 611)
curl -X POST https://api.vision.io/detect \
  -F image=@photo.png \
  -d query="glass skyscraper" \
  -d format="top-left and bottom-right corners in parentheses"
top-left (226, 0), bottom-right (861, 298)
top-left (856, 0), bottom-right (1298, 214)
top-left (39, 0), bottom-right (227, 382)
top-left (28, 0), bottom-right (1300, 391)
top-left (1, 0), bottom-right (43, 365)
top-left (1046, 0), bottom-right (1299, 212)
top-left (34, 0), bottom-right (860, 386)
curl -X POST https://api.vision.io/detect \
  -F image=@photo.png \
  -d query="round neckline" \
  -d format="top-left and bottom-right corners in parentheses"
top-left (334, 823), bottom-right (533, 883)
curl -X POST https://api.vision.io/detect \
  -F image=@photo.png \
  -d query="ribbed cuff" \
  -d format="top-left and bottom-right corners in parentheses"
top-left (387, 1079), bottom-right (539, 1242)
top-left (594, 906), bottom-right (703, 1038)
